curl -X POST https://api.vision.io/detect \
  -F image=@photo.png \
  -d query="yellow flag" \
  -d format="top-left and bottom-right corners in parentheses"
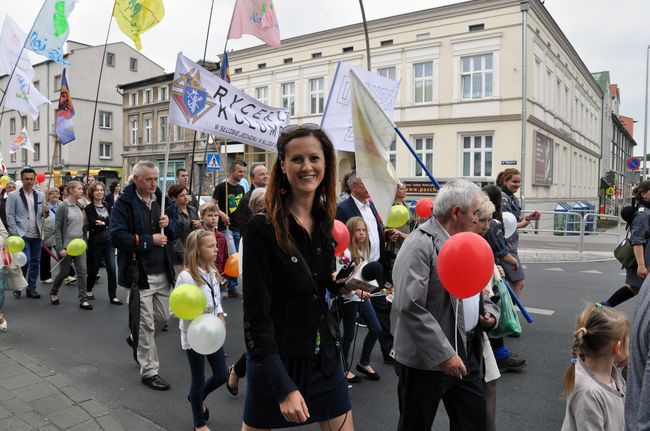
top-left (113, 0), bottom-right (165, 51)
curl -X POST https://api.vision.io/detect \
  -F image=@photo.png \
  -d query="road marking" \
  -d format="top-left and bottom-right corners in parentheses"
top-left (521, 307), bottom-right (555, 316)
top-left (580, 270), bottom-right (603, 274)
top-left (543, 267), bottom-right (564, 272)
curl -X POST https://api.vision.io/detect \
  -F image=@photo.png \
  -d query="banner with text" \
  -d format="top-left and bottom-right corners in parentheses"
top-left (322, 62), bottom-right (400, 152)
top-left (169, 53), bottom-right (289, 152)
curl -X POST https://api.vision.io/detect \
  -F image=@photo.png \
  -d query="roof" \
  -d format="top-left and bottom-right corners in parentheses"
top-left (591, 71), bottom-right (610, 93)
top-left (609, 84), bottom-right (619, 99)
top-left (612, 113), bottom-right (637, 146)
top-left (117, 60), bottom-right (220, 90)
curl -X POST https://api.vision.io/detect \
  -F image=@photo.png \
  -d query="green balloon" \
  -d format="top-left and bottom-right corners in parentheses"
top-left (386, 205), bottom-right (410, 228)
top-left (67, 238), bottom-right (87, 256)
top-left (6, 236), bottom-right (25, 253)
top-left (170, 284), bottom-right (206, 321)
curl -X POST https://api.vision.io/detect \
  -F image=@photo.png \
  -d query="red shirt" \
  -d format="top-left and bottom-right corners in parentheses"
top-left (212, 228), bottom-right (228, 275)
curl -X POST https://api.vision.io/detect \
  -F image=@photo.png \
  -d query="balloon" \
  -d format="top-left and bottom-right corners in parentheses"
top-left (36, 173), bottom-right (46, 183)
top-left (224, 253), bottom-right (240, 277)
top-left (415, 198), bottom-right (434, 218)
top-left (12, 252), bottom-right (27, 267)
top-left (170, 284), bottom-right (206, 320)
top-left (187, 314), bottom-right (226, 355)
top-left (332, 220), bottom-right (349, 256)
top-left (5, 236), bottom-right (25, 253)
top-left (386, 205), bottom-right (410, 228)
top-left (14, 180), bottom-right (22, 190)
top-left (0, 176), bottom-right (10, 186)
top-left (502, 212), bottom-right (517, 239)
top-left (437, 232), bottom-right (494, 299)
top-left (67, 238), bottom-right (87, 256)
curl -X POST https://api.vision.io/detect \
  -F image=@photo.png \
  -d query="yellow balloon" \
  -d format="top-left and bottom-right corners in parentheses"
top-left (386, 205), bottom-right (410, 228)
top-left (0, 176), bottom-right (10, 187)
top-left (170, 284), bottom-right (206, 320)
top-left (5, 236), bottom-right (25, 253)
top-left (67, 238), bottom-right (87, 256)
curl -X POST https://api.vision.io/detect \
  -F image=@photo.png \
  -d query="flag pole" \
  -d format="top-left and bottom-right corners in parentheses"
top-left (85, 1), bottom-right (115, 184)
top-left (40, 138), bottom-right (59, 240)
top-left (160, 122), bottom-right (171, 235)
top-left (358, 0), bottom-right (371, 71)
top-left (189, 0), bottom-right (216, 202)
top-left (394, 126), bottom-right (441, 190)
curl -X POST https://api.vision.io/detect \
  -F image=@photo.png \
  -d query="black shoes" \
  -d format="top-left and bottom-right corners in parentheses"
top-left (141, 375), bottom-right (170, 391)
top-left (356, 364), bottom-right (380, 381)
top-left (79, 301), bottom-right (93, 310)
top-left (226, 365), bottom-right (239, 396)
top-left (497, 356), bottom-right (527, 373)
top-left (347, 374), bottom-right (362, 384)
top-left (26, 290), bottom-right (41, 299)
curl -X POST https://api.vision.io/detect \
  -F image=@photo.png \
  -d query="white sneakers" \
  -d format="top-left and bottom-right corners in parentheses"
top-left (0, 315), bottom-right (7, 332)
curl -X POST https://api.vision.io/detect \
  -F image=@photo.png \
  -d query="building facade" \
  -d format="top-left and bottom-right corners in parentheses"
top-left (0, 41), bottom-right (164, 184)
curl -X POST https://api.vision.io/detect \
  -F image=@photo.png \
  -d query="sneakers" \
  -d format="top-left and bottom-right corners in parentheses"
top-left (497, 356), bottom-right (527, 373)
top-left (0, 315), bottom-right (6, 332)
top-left (64, 276), bottom-right (77, 285)
top-left (227, 290), bottom-right (243, 298)
top-left (43, 278), bottom-right (54, 284)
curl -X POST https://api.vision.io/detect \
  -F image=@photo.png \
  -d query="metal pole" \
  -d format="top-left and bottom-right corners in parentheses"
top-left (46, 61), bottom-right (51, 174)
top-left (394, 127), bottom-right (441, 190)
top-left (641, 45), bottom-right (650, 181)
top-left (520, 1), bottom-right (530, 210)
top-left (359, 0), bottom-right (371, 71)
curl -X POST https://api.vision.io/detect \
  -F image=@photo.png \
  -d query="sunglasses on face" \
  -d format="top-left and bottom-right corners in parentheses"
top-left (280, 123), bottom-right (320, 134)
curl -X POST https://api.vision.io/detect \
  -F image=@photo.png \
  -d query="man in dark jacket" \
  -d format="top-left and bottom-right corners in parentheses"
top-left (110, 160), bottom-right (176, 391)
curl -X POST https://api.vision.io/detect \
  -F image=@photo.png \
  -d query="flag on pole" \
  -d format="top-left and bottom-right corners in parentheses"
top-left (227, 0), bottom-right (281, 48)
top-left (349, 70), bottom-right (400, 223)
top-left (112, 0), bottom-right (165, 51)
top-left (25, 0), bottom-right (78, 64)
top-left (55, 68), bottom-right (75, 144)
top-left (0, 150), bottom-right (7, 173)
top-left (5, 68), bottom-right (50, 121)
top-left (0, 15), bottom-right (34, 77)
top-left (10, 128), bottom-right (35, 154)
top-left (220, 51), bottom-right (230, 83)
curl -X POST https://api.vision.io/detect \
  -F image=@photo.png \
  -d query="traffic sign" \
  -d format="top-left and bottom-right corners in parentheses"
top-left (627, 157), bottom-right (641, 171)
top-left (206, 153), bottom-right (221, 171)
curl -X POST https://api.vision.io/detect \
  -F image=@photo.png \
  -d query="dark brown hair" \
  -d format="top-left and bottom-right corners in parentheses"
top-left (168, 184), bottom-right (188, 199)
top-left (265, 128), bottom-right (337, 254)
top-left (496, 168), bottom-right (521, 186)
top-left (632, 180), bottom-right (650, 201)
top-left (87, 181), bottom-right (105, 202)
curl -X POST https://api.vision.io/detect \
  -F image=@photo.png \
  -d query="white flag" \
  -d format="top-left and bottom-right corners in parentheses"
top-left (5, 68), bottom-right (50, 121)
top-left (169, 53), bottom-right (289, 152)
top-left (26, 0), bottom-right (78, 64)
top-left (0, 15), bottom-right (34, 77)
top-left (10, 128), bottom-right (35, 154)
top-left (350, 70), bottom-right (400, 223)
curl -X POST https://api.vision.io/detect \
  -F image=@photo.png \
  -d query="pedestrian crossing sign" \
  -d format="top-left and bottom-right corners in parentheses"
top-left (206, 153), bottom-right (221, 171)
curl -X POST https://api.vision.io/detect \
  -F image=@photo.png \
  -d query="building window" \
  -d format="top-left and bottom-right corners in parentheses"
top-left (461, 135), bottom-right (493, 177)
top-left (175, 125), bottom-right (184, 141)
top-left (377, 66), bottom-right (396, 80)
top-left (309, 78), bottom-right (325, 115)
top-left (159, 115), bottom-right (168, 142)
top-left (281, 82), bottom-right (295, 116)
top-left (33, 80), bottom-right (40, 90)
top-left (99, 142), bottom-right (112, 159)
top-left (99, 111), bottom-right (112, 129)
top-left (413, 136), bottom-right (434, 177)
top-left (158, 159), bottom-right (185, 190)
top-left (388, 139), bottom-right (397, 170)
top-left (20, 116), bottom-right (27, 130)
top-left (311, 52), bottom-right (322, 59)
top-left (283, 58), bottom-right (293, 64)
top-left (106, 52), bottom-right (115, 67)
top-left (130, 118), bottom-right (138, 145)
top-left (413, 62), bottom-right (433, 103)
top-left (54, 74), bottom-right (61, 90)
top-left (21, 149), bottom-right (28, 165)
top-left (10, 152), bottom-right (16, 163)
top-left (461, 53), bottom-right (493, 99)
top-left (145, 89), bottom-right (153, 104)
top-left (234, 67), bottom-right (243, 74)
top-left (159, 86), bottom-right (168, 101)
top-left (9, 118), bottom-right (16, 134)
top-left (469, 23), bottom-right (485, 32)
top-left (129, 57), bottom-right (138, 72)
top-left (33, 143), bottom-right (40, 161)
top-left (255, 87), bottom-right (268, 104)
top-left (258, 63), bottom-right (266, 69)
top-left (342, 46), bottom-right (354, 53)
top-left (144, 118), bottom-right (152, 144)
top-left (380, 39), bottom-right (393, 47)
top-left (33, 116), bottom-right (40, 131)
top-left (130, 92), bottom-right (138, 107)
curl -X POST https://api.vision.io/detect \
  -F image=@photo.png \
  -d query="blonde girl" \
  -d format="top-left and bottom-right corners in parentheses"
top-left (561, 304), bottom-right (630, 431)
top-left (176, 229), bottom-right (227, 431)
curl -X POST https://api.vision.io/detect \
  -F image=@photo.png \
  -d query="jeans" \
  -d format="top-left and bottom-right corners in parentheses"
top-left (221, 229), bottom-right (241, 293)
top-left (186, 348), bottom-right (228, 427)
top-left (86, 241), bottom-right (117, 299)
top-left (50, 253), bottom-right (88, 301)
top-left (21, 236), bottom-right (42, 291)
top-left (340, 299), bottom-right (382, 366)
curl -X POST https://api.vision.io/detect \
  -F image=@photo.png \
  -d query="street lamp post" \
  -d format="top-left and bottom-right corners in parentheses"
top-left (643, 45), bottom-right (650, 180)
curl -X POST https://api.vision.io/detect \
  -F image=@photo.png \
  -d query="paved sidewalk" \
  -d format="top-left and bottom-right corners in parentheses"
top-left (519, 248), bottom-right (614, 263)
top-left (0, 346), bottom-right (126, 431)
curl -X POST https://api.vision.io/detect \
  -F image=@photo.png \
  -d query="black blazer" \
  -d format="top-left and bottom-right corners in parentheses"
top-left (335, 196), bottom-right (387, 264)
top-left (242, 214), bottom-right (340, 402)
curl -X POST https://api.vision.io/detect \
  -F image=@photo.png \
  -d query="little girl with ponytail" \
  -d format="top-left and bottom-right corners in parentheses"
top-left (561, 303), bottom-right (630, 431)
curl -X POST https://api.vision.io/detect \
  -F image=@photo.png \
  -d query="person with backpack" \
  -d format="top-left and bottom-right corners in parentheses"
top-left (601, 180), bottom-right (650, 307)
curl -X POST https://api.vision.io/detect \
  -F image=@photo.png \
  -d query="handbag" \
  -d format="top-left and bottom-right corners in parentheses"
top-left (489, 276), bottom-right (521, 338)
top-left (3, 265), bottom-right (28, 293)
top-left (614, 229), bottom-right (636, 269)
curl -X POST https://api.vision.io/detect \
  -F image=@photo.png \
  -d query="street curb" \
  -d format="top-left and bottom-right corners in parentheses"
top-left (519, 249), bottom-right (615, 264)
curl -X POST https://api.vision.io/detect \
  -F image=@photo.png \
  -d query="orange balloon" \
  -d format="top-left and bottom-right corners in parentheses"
top-left (224, 253), bottom-right (240, 277)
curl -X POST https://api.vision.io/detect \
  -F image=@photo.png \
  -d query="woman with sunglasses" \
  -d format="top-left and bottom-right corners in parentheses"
top-left (241, 124), bottom-right (354, 430)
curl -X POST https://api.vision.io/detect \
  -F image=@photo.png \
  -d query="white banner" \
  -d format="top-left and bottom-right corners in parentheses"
top-left (169, 53), bottom-right (289, 152)
top-left (0, 15), bottom-right (34, 77)
top-left (26, 0), bottom-right (78, 64)
top-left (322, 62), bottom-right (400, 152)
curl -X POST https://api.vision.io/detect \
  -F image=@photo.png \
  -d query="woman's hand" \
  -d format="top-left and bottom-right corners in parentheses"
top-left (279, 390), bottom-right (310, 423)
top-left (496, 265), bottom-right (505, 278)
top-left (356, 289), bottom-right (371, 300)
top-left (637, 264), bottom-right (648, 279)
top-left (59, 249), bottom-right (68, 258)
top-left (218, 313), bottom-right (226, 328)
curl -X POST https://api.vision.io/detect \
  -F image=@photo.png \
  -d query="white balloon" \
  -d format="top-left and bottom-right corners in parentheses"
top-left (12, 252), bottom-right (27, 267)
top-left (502, 212), bottom-right (518, 239)
top-left (187, 314), bottom-right (226, 355)
top-left (14, 180), bottom-right (23, 190)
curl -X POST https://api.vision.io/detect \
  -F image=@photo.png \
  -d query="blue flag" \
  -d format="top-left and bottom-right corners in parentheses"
top-left (26, 0), bottom-right (78, 64)
top-left (220, 51), bottom-right (230, 83)
top-left (55, 68), bottom-right (75, 144)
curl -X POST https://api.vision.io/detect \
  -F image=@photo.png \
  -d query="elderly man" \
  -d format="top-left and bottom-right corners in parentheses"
top-left (238, 163), bottom-right (268, 234)
top-left (391, 179), bottom-right (499, 430)
top-left (110, 160), bottom-right (175, 391)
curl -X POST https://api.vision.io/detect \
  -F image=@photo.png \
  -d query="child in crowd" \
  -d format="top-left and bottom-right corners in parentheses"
top-left (561, 303), bottom-right (629, 431)
top-left (176, 229), bottom-right (227, 431)
top-left (200, 203), bottom-right (228, 285)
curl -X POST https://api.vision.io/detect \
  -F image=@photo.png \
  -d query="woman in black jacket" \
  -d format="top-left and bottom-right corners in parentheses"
top-left (84, 182), bottom-right (121, 304)
top-left (241, 126), bottom-right (354, 430)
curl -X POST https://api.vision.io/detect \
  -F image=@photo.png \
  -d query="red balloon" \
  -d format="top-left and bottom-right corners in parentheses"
top-left (437, 232), bottom-right (494, 299)
top-left (332, 220), bottom-right (350, 256)
top-left (36, 173), bottom-right (46, 183)
top-left (415, 198), bottom-right (434, 218)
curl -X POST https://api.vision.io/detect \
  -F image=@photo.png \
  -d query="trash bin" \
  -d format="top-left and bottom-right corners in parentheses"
top-left (554, 202), bottom-right (574, 236)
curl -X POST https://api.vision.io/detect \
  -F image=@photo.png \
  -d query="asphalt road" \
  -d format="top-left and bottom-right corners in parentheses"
top-left (0, 258), bottom-right (636, 430)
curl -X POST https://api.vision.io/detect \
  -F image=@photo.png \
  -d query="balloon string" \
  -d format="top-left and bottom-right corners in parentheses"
top-left (454, 297), bottom-right (459, 354)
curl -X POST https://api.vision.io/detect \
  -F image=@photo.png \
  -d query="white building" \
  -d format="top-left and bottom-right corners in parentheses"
top-left (0, 41), bottom-right (164, 184)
